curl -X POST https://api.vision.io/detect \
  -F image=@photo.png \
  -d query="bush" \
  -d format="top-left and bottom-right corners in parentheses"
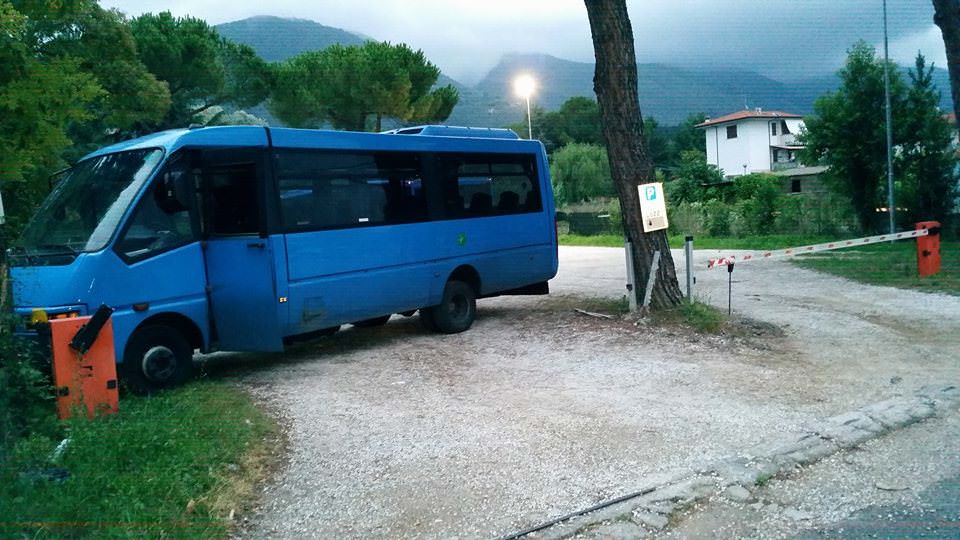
top-left (606, 199), bottom-right (623, 234)
top-left (550, 143), bottom-right (615, 205)
top-left (700, 199), bottom-right (732, 236)
top-left (733, 174), bottom-right (783, 235)
top-left (0, 320), bottom-right (57, 462)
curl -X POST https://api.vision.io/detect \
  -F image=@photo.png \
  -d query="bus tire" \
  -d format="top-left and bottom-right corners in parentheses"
top-left (120, 325), bottom-right (194, 395)
top-left (318, 325), bottom-right (340, 337)
top-left (426, 280), bottom-right (476, 334)
top-left (419, 309), bottom-right (438, 331)
top-left (353, 315), bottom-right (391, 328)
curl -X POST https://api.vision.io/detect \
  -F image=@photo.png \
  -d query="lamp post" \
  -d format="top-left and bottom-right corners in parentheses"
top-left (513, 74), bottom-right (536, 139)
top-left (882, 0), bottom-right (895, 233)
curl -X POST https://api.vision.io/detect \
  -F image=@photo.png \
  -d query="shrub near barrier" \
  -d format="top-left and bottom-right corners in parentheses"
top-left (0, 319), bottom-right (56, 463)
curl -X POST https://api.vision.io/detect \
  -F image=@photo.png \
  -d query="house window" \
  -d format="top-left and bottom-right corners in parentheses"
top-left (726, 125), bottom-right (738, 139)
top-left (791, 179), bottom-right (802, 193)
top-left (771, 122), bottom-right (778, 136)
top-left (781, 121), bottom-right (791, 135)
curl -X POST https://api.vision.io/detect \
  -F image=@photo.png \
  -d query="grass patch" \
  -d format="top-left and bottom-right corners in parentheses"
top-left (678, 301), bottom-right (727, 333)
top-left (794, 240), bottom-right (959, 295)
top-left (559, 233), bottom-right (834, 250)
top-left (652, 300), bottom-right (728, 334)
top-left (0, 382), bottom-right (278, 539)
top-left (580, 295), bottom-right (631, 316)
top-left (559, 233), bottom-right (624, 248)
top-left (755, 472), bottom-right (774, 487)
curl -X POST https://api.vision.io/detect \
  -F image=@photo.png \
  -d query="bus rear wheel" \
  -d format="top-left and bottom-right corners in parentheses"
top-left (426, 280), bottom-right (476, 334)
top-left (120, 325), bottom-right (194, 395)
top-left (352, 315), bottom-right (391, 328)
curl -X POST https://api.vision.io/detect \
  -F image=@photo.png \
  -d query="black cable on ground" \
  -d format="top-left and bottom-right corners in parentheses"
top-left (494, 485), bottom-right (658, 540)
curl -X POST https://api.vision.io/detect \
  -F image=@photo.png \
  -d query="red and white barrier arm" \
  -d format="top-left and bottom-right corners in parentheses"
top-left (706, 229), bottom-right (930, 269)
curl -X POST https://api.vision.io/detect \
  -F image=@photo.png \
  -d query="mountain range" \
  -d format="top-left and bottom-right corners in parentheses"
top-left (216, 16), bottom-right (953, 128)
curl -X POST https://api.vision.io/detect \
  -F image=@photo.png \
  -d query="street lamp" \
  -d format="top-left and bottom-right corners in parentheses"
top-left (513, 74), bottom-right (536, 139)
top-left (882, 0), bottom-right (895, 234)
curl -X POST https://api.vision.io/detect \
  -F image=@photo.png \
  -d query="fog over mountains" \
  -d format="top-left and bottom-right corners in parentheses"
top-left (217, 16), bottom-right (953, 128)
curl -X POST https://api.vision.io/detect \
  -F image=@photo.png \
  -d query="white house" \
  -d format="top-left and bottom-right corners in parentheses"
top-left (697, 109), bottom-right (806, 177)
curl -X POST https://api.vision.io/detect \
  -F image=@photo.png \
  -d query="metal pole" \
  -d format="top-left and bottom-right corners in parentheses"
top-left (526, 95), bottom-right (533, 140)
top-left (883, 0), bottom-right (896, 234)
top-left (727, 262), bottom-right (735, 316)
top-left (684, 235), bottom-right (694, 303)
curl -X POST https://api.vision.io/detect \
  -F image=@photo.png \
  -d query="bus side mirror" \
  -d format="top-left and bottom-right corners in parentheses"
top-left (156, 171), bottom-right (191, 214)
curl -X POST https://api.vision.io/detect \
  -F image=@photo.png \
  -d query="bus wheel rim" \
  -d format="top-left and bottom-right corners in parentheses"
top-left (142, 345), bottom-right (176, 382)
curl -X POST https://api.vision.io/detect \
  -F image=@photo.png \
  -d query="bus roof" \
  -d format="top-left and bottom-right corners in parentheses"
top-left (83, 125), bottom-right (540, 162)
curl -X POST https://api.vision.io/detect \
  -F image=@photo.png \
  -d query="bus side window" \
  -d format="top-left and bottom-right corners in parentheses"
top-left (275, 150), bottom-right (426, 231)
top-left (207, 163), bottom-right (259, 236)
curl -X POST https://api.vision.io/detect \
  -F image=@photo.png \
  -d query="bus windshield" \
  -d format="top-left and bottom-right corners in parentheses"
top-left (14, 149), bottom-right (163, 263)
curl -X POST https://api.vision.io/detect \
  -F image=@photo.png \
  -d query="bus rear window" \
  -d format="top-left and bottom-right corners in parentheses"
top-left (438, 154), bottom-right (541, 219)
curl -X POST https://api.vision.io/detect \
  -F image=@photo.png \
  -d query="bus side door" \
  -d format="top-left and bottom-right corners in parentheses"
top-left (201, 148), bottom-right (284, 352)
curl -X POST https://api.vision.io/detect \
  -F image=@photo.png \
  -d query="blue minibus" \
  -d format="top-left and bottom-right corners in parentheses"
top-left (9, 125), bottom-right (558, 392)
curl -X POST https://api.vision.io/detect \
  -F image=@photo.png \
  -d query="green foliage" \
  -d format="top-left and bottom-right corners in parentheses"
top-left (549, 143), bottom-right (615, 205)
top-left (670, 112), bottom-right (708, 157)
top-left (508, 96), bottom-right (603, 152)
top-left (700, 199), bottom-right (733, 236)
top-left (0, 382), bottom-right (277, 538)
top-left (665, 150), bottom-right (725, 204)
top-left (54, 7), bottom-right (170, 151)
top-left (799, 41), bottom-right (900, 231)
top-left (0, 1), bottom-right (105, 228)
top-left (801, 42), bottom-right (957, 231)
top-left (545, 96), bottom-right (604, 149)
top-left (732, 174), bottom-right (783, 235)
top-left (130, 12), bottom-right (271, 130)
top-left (898, 54), bottom-right (959, 227)
top-left (0, 321), bottom-right (56, 463)
top-left (271, 41), bottom-right (457, 131)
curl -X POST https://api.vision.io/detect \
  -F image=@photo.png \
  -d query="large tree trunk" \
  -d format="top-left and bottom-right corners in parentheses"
top-left (933, 0), bottom-right (960, 130)
top-left (584, 0), bottom-right (683, 309)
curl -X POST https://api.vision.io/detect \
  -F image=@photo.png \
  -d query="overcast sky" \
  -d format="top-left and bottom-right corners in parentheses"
top-left (101, 0), bottom-right (945, 84)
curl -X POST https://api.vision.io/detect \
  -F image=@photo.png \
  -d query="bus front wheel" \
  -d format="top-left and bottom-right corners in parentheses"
top-left (426, 280), bottom-right (476, 334)
top-left (120, 325), bottom-right (194, 394)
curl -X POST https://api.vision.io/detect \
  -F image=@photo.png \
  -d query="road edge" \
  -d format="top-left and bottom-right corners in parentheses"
top-left (516, 384), bottom-right (960, 540)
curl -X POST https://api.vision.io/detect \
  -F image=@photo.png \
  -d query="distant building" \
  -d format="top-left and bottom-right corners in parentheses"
top-left (697, 109), bottom-right (807, 177)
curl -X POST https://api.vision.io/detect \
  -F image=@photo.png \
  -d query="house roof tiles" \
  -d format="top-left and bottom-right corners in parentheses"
top-left (696, 110), bottom-right (803, 128)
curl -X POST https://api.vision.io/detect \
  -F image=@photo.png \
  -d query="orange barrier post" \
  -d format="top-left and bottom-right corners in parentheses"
top-left (915, 221), bottom-right (942, 278)
top-left (50, 317), bottom-right (119, 419)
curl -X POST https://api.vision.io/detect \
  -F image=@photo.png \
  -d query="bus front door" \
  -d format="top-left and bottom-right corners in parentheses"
top-left (201, 151), bottom-right (284, 352)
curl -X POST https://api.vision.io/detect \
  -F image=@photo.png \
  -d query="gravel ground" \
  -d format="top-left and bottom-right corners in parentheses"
top-left (232, 246), bottom-right (959, 539)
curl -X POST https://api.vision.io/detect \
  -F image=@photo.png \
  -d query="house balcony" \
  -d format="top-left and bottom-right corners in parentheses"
top-left (771, 160), bottom-right (802, 171)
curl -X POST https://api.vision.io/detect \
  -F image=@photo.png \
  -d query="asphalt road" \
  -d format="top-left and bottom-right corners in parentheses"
top-left (793, 474), bottom-right (960, 539)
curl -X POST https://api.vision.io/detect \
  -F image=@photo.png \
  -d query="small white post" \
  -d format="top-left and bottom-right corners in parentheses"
top-left (624, 240), bottom-right (638, 312)
top-left (684, 235), bottom-right (694, 302)
top-left (641, 250), bottom-right (661, 309)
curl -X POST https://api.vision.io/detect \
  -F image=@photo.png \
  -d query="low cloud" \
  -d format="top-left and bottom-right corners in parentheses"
top-left (101, 0), bottom-right (943, 83)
